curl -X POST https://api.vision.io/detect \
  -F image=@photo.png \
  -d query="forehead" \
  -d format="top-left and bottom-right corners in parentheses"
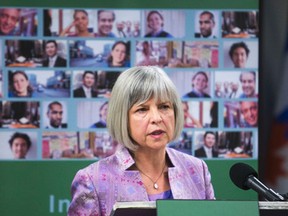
top-left (75, 11), bottom-right (87, 17)
top-left (194, 73), bottom-right (207, 80)
top-left (149, 12), bottom-right (161, 19)
top-left (99, 11), bottom-right (113, 19)
top-left (241, 102), bottom-right (256, 108)
top-left (84, 73), bottom-right (94, 78)
top-left (13, 137), bottom-right (26, 143)
top-left (234, 47), bottom-right (246, 53)
top-left (135, 97), bottom-right (171, 106)
top-left (51, 104), bottom-right (62, 110)
top-left (114, 43), bottom-right (126, 49)
top-left (241, 73), bottom-right (254, 79)
top-left (13, 73), bottom-right (26, 79)
top-left (200, 13), bottom-right (211, 20)
top-left (205, 133), bottom-right (215, 138)
top-left (46, 42), bottom-right (56, 47)
top-left (1, 9), bottom-right (20, 16)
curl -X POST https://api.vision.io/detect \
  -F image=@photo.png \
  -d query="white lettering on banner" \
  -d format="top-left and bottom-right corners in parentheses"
top-left (49, 195), bottom-right (71, 213)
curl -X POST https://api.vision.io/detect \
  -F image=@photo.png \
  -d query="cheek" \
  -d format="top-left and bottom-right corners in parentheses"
top-left (165, 114), bottom-right (175, 127)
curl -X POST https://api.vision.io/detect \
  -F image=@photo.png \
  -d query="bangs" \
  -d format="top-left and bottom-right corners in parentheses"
top-left (128, 68), bottom-right (175, 108)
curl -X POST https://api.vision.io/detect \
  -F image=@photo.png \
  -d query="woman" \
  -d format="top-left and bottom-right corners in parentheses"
top-left (8, 71), bottom-right (34, 97)
top-left (145, 10), bottom-right (173, 38)
top-left (90, 101), bottom-right (108, 128)
top-left (182, 71), bottom-right (211, 98)
top-left (182, 101), bottom-right (202, 128)
top-left (136, 41), bottom-right (157, 66)
top-left (107, 41), bottom-right (130, 67)
top-left (68, 66), bottom-right (215, 216)
top-left (9, 132), bottom-right (32, 159)
top-left (60, 10), bottom-right (94, 37)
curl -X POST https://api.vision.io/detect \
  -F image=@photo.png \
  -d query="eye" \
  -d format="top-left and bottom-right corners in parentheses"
top-left (136, 107), bottom-right (147, 113)
top-left (159, 104), bottom-right (171, 110)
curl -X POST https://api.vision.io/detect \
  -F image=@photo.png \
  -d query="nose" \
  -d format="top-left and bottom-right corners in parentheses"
top-left (150, 109), bottom-right (162, 124)
top-left (7, 17), bottom-right (14, 24)
top-left (246, 109), bottom-right (253, 117)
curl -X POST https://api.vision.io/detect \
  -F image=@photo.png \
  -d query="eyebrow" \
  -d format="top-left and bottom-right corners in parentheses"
top-left (199, 20), bottom-right (211, 24)
top-left (51, 111), bottom-right (63, 114)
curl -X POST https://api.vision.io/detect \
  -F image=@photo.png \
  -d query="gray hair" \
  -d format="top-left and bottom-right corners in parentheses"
top-left (107, 66), bottom-right (184, 151)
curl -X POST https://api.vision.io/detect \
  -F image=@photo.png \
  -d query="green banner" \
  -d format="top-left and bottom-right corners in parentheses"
top-left (0, 0), bottom-right (258, 9)
top-left (0, 160), bottom-right (257, 216)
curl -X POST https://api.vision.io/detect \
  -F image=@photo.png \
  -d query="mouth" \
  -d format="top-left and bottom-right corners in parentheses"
top-left (149, 130), bottom-right (165, 135)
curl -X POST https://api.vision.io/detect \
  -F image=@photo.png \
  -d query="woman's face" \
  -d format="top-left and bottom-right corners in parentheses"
top-left (13, 73), bottom-right (29, 96)
top-left (74, 11), bottom-right (89, 32)
top-left (128, 98), bottom-right (175, 151)
top-left (111, 43), bottom-right (126, 66)
top-left (192, 73), bottom-right (208, 92)
top-left (182, 102), bottom-right (189, 113)
top-left (100, 103), bottom-right (108, 121)
top-left (11, 137), bottom-right (29, 159)
top-left (148, 13), bottom-right (163, 32)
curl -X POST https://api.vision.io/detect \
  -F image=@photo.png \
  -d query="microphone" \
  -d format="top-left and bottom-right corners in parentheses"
top-left (229, 163), bottom-right (286, 201)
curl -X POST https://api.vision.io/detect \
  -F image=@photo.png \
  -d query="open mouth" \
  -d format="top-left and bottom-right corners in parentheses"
top-left (150, 130), bottom-right (164, 135)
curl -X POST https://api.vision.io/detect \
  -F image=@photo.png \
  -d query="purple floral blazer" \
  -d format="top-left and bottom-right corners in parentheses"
top-left (68, 146), bottom-right (215, 216)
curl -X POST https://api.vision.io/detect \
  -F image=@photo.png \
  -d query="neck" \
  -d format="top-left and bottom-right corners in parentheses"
top-left (78, 31), bottom-right (91, 37)
top-left (17, 91), bottom-right (28, 96)
top-left (83, 85), bottom-right (91, 89)
top-left (193, 88), bottom-right (204, 95)
top-left (98, 31), bottom-right (108, 37)
top-left (134, 148), bottom-right (166, 173)
top-left (133, 148), bottom-right (168, 192)
top-left (112, 61), bottom-right (123, 66)
top-left (152, 28), bottom-right (162, 35)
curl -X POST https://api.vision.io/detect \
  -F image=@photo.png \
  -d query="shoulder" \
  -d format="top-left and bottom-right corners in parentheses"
top-left (160, 31), bottom-right (173, 38)
top-left (73, 153), bottom-right (117, 180)
top-left (195, 147), bottom-right (205, 157)
top-left (195, 146), bottom-right (204, 152)
top-left (77, 150), bottom-right (124, 179)
top-left (194, 33), bottom-right (201, 38)
top-left (183, 91), bottom-right (196, 98)
top-left (144, 33), bottom-right (152, 37)
top-left (42, 59), bottom-right (48, 66)
top-left (91, 90), bottom-right (98, 97)
top-left (109, 32), bottom-right (116, 37)
top-left (30, 91), bottom-right (36, 98)
top-left (90, 123), bottom-right (96, 128)
top-left (239, 93), bottom-right (246, 98)
top-left (74, 87), bottom-right (83, 92)
top-left (57, 56), bottom-right (67, 61)
top-left (8, 91), bottom-right (16, 97)
top-left (123, 60), bottom-right (131, 67)
top-left (90, 121), bottom-right (105, 128)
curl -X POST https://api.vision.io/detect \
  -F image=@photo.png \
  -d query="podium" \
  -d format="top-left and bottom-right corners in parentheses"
top-left (110, 201), bottom-right (156, 216)
top-left (259, 201), bottom-right (288, 216)
top-left (111, 200), bottom-right (288, 216)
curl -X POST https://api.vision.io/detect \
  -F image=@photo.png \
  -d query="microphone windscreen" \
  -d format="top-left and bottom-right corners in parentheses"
top-left (229, 163), bottom-right (258, 190)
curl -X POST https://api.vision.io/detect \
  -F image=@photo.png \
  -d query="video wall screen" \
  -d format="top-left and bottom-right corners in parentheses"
top-left (0, 8), bottom-right (259, 160)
